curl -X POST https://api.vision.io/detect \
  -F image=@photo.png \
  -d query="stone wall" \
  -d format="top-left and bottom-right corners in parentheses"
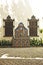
top-left (12, 37), bottom-right (30, 47)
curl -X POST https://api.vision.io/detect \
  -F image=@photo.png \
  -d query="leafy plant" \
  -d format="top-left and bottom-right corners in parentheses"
top-left (30, 38), bottom-right (43, 47)
top-left (39, 29), bottom-right (43, 33)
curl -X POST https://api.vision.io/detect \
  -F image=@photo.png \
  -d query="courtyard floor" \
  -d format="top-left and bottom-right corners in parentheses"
top-left (0, 47), bottom-right (43, 65)
top-left (0, 47), bottom-right (43, 58)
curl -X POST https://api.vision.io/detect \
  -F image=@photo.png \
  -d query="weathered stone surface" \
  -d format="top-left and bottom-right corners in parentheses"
top-left (28, 15), bottom-right (39, 36)
top-left (12, 23), bottom-right (30, 47)
top-left (12, 37), bottom-right (30, 47)
top-left (0, 59), bottom-right (43, 65)
top-left (3, 15), bottom-right (14, 37)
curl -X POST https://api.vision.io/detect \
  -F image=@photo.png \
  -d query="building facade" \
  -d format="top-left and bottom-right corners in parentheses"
top-left (0, 15), bottom-right (39, 47)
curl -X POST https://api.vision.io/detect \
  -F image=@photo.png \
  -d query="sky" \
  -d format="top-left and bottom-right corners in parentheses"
top-left (0, 0), bottom-right (43, 29)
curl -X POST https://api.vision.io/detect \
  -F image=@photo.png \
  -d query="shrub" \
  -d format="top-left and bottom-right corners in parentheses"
top-left (30, 38), bottom-right (43, 47)
top-left (0, 40), bottom-right (12, 48)
top-left (0, 38), bottom-right (43, 47)
top-left (39, 29), bottom-right (43, 33)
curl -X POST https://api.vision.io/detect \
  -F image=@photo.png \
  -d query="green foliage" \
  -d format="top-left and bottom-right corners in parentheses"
top-left (0, 38), bottom-right (43, 47)
top-left (0, 40), bottom-right (12, 48)
top-left (30, 38), bottom-right (43, 47)
top-left (39, 29), bottom-right (43, 33)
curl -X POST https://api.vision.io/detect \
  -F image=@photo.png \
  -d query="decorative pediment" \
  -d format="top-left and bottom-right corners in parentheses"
top-left (3, 15), bottom-right (14, 22)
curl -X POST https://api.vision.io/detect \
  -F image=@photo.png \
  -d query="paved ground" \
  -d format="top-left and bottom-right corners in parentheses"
top-left (0, 59), bottom-right (43, 65)
top-left (0, 48), bottom-right (43, 65)
top-left (0, 47), bottom-right (43, 58)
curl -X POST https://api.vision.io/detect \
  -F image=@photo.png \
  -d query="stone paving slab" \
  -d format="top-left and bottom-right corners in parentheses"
top-left (0, 59), bottom-right (43, 65)
top-left (0, 48), bottom-right (43, 58)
